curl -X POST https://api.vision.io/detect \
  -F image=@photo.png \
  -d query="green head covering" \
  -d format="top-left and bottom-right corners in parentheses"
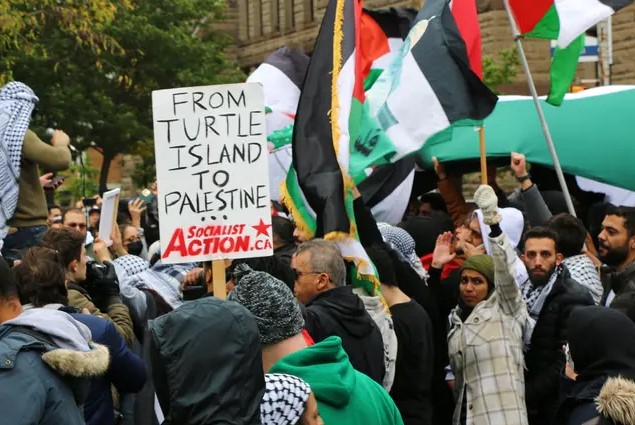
top-left (460, 255), bottom-right (495, 288)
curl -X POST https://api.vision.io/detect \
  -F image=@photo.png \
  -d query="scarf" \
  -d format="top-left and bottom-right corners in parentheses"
top-left (0, 82), bottom-right (39, 244)
top-left (113, 255), bottom-right (183, 309)
top-left (521, 266), bottom-right (560, 320)
top-left (378, 223), bottom-right (428, 280)
top-left (261, 374), bottom-right (312, 425)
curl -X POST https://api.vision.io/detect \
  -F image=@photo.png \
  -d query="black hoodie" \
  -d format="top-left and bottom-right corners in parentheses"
top-left (305, 286), bottom-right (385, 384)
top-left (553, 306), bottom-right (635, 425)
top-left (149, 297), bottom-right (264, 425)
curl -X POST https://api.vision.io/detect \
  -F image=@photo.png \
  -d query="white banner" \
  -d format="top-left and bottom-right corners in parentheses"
top-left (152, 83), bottom-right (273, 263)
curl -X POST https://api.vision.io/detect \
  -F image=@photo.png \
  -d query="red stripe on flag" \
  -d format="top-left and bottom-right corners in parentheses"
top-left (451, 0), bottom-right (483, 79)
top-left (359, 11), bottom-right (391, 84)
top-left (353, 0), bottom-right (367, 102)
top-left (508, 0), bottom-right (554, 34)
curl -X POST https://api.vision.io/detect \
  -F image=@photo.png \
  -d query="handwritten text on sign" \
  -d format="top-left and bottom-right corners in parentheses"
top-left (152, 83), bottom-right (273, 263)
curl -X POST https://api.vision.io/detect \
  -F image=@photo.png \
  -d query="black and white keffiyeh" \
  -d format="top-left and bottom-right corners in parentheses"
top-left (113, 254), bottom-right (183, 309)
top-left (378, 223), bottom-right (428, 280)
top-left (521, 267), bottom-right (560, 319)
top-left (261, 374), bottom-right (312, 425)
top-left (0, 82), bottom-right (39, 243)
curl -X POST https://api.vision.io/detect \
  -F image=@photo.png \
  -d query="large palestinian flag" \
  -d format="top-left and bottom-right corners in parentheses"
top-left (281, 0), bottom-right (381, 295)
top-left (508, 0), bottom-right (634, 106)
top-left (349, 0), bottom-right (497, 180)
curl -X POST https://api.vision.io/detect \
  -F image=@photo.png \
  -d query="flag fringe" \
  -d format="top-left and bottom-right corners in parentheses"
top-left (342, 254), bottom-right (382, 296)
top-left (279, 179), bottom-right (315, 240)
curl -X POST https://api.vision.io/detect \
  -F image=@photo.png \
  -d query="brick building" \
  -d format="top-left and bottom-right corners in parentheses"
top-left (216, 0), bottom-right (635, 91)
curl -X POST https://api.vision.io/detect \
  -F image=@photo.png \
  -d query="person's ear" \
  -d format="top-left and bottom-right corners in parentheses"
top-left (69, 259), bottom-right (79, 274)
top-left (316, 273), bottom-right (330, 291)
top-left (556, 253), bottom-right (564, 265)
top-left (629, 235), bottom-right (635, 251)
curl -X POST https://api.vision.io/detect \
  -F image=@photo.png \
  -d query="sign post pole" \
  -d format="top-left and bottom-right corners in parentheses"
top-left (212, 260), bottom-right (226, 300)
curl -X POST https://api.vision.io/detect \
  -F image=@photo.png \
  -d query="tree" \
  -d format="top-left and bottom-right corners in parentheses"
top-left (6, 0), bottom-right (244, 193)
top-left (483, 48), bottom-right (520, 94)
top-left (0, 0), bottom-right (128, 84)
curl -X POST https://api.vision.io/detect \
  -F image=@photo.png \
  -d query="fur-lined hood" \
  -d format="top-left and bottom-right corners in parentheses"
top-left (597, 377), bottom-right (635, 425)
top-left (0, 308), bottom-right (110, 377)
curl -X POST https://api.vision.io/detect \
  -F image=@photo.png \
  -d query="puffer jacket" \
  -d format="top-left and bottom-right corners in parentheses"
top-left (149, 297), bottom-right (264, 425)
top-left (0, 309), bottom-right (110, 425)
top-left (447, 233), bottom-right (529, 425)
top-left (524, 266), bottom-right (594, 424)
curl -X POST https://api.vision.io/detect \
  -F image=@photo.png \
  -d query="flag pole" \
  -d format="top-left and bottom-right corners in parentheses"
top-left (502, 0), bottom-right (578, 218)
top-left (479, 127), bottom-right (488, 184)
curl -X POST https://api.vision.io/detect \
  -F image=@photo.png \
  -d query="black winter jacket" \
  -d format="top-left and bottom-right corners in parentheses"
top-left (305, 286), bottom-right (386, 384)
top-left (149, 297), bottom-right (264, 425)
top-left (524, 266), bottom-right (594, 424)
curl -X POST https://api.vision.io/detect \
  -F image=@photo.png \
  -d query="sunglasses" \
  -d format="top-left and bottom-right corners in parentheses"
top-left (290, 268), bottom-right (325, 281)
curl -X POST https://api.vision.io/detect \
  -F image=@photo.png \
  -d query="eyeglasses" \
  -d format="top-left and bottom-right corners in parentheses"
top-left (66, 222), bottom-right (87, 230)
top-left (291, 268), bottom-right (326, 281)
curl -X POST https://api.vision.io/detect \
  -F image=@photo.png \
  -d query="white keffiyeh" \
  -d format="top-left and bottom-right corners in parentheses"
top-left (260, 374), bottom-right (312, 425)
top-left (378, 222), bottom-right (428, 280)
top-left (0, 82), bottom-right (39, 245)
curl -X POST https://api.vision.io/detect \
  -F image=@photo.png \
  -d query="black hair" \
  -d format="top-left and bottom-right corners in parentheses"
top-left (418, 192), bottom-right (449, 215)
top-left (0, 257), bottom-right (18, 300)
top-left (365, 245), bottom-right (398, 287)
top-left (522, 227), bottom-right (561, 253)
top-left (547, 213), bottom-right (587, 257)
top-left (607, 206), bottom-right (635, 238)
top-left (272, 216), bottom-right (295, 245)
top-left (14, 247), bottom-right (68, 307)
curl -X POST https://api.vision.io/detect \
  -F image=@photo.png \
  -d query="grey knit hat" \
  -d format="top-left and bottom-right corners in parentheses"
top-left (227, 263), bottom-right (305, 345)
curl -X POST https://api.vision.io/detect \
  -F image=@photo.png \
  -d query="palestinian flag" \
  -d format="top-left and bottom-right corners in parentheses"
top-left (349, 0), bottom-right (497, 180)
top-left (246, 47), bottom-right (309, 134)
top-left (247, 48), bottom-right (309, 201)
top-left (508, 0), bottom-right (634, 106)
top-left (451, 0), bottom-right (483, 78)
top-left (281, 0), bottom-right (381, 295)
top-left (360, 8), bottom-right (418, 91)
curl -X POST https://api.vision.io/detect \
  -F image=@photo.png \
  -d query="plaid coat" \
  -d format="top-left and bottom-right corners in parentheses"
top-left (448, 233), bottom-right (529, 425)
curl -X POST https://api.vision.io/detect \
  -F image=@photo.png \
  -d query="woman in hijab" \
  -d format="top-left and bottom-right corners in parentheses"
top-left (442, 186), bottom-right (530, 425)
top-left (554, 306), bottom-right (635, 425)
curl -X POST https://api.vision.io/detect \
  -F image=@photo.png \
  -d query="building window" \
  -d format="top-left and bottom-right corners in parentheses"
top-left (253, 0), bottom-right (263, 38)
top-left (284, 0), bottom-right (295, 30)
top-left (304, 0), bottom-right (314, 23)
top-left (271, 0), bottom-right (280, 32)
top-left (239, 0), bottom-right (249, 41)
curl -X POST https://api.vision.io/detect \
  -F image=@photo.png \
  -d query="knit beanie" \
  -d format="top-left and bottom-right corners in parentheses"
top-left (460, 255), bottom-right (495, 290)
top-left (227, 263), bottom-right (305, 345)
top-left (261, 374), bottom-right (312, 425)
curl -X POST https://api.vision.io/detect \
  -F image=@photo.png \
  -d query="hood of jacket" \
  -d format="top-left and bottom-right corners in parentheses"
top-left (149, 297), bottom-right (264, 425)
top-left (398, 212), bottom-right (454, 257)
top-left (269, 336), bottom-right (355, 409)
top-left (0, 308), bottom-right (109, 377)
top-left (309, 286), bottom-right (376, 338)
top-left (596, 377), bottom-right (635, 425)
top-left (568, 306), bottom-right (635, 384)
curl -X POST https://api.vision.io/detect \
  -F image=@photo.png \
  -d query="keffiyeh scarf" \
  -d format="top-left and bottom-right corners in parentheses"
top-left (378, 223), bottom-right (428, 280)
top-left (0, 82), bottom-right (39, 244)
top-left (521, 267), bottom-right (560, 320)
top-left (261, 374), bottom-right (312, 425)
top-left (114, 255), bottom-right (183, 309)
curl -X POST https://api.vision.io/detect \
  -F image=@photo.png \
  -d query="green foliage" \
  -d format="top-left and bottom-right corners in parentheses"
top-left (483, 48), bottom-right (520, 94)
top-left (55, 156), bottom-right (100, 205)
top-left (130, 138), bottom-right (156, 189)
top-left (4, 0), bottom-right (245, 192)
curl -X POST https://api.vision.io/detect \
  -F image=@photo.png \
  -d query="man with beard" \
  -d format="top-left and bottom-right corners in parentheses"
top-left (598, 206), bottom-right (635, 316)
top-left (519, 227), bottom-right (594, 425)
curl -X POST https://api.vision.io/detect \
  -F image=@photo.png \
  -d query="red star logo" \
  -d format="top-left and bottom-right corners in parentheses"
top-left (252, 218), bottom-right (271, 237)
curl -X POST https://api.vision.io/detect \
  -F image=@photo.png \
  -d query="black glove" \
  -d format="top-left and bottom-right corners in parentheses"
top-left (83, 261), bottom-right (122, 312)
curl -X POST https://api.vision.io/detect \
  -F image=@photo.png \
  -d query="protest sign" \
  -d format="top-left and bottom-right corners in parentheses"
top-left (152, 83), bottom-right (273, 265)
top-left (98, 188), bottom-right (120, 246)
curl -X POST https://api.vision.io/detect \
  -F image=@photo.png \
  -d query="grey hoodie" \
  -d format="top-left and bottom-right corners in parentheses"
top-left (5, 308), bottom-right (92, 351)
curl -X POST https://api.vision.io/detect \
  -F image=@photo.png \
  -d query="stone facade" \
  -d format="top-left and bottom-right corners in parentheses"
top-left (217, 0), bottom-right (635, 91)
